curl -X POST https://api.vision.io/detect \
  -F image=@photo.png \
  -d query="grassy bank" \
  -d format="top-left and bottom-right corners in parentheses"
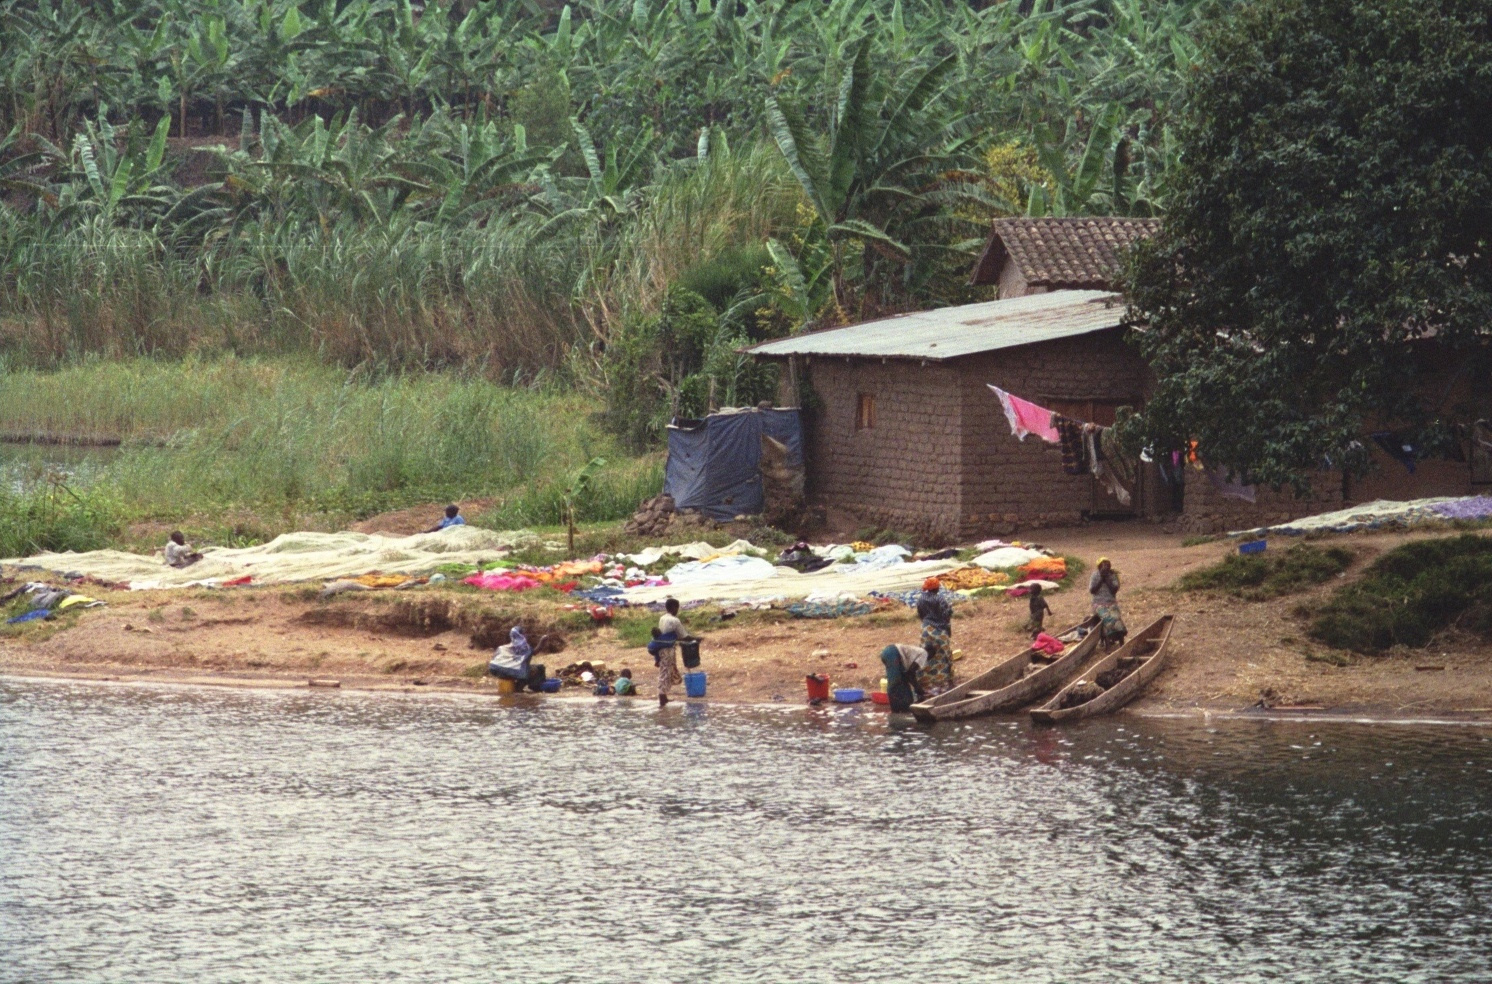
top-left (0, 357), bottom-right (662, 555)
top-left (1309, 535), bottom-right (1492, 653)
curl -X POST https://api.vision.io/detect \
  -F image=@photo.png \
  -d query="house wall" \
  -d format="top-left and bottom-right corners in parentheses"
top-left (955, 329), bottom-right (1151, 537)
top-left (1178, 470), bottom-right (1344, 536)
top-left (798, 357), bottom-right (964, 539)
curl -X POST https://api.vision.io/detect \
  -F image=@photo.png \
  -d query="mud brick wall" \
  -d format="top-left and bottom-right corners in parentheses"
top-left (799, 358), bottom-right (964, 539)
top-left (1180, 471), bottom-right (1344, 535)
top-left (955, 329), bottom-right (1151, 537)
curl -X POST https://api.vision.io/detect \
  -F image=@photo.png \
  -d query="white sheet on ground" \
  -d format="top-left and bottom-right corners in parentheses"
top-left (3, 526), bottom-right (540, 589)
top-left (972, 546), bottom-right (1046, 569)
top-left (621, 539), bottom-right (764, 566)
top-left (851, 544), bottom-right (911, 570)
top-left (622, 557), bottom-right (964, 605)
top-left (1230, 497), bottom-right (1466, 537)
top-left (663, 554), bottom-right (779, 586)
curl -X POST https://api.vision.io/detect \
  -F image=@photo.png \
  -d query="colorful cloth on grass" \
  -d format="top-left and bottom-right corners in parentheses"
top-left (920, 623), bottom-right (955, 694)
top-left (989, 385), bottom-right (1060, 443)
top-left (1019, 557), bottom-right (1068, 581)
top-left (1430, 496), bottom-right (1492, 521)
top-left (464, 571), bottom-right (541, 592)
top-left (785, 598), bottom-right (872, 619)
top-left (6, 608), bottom-right (51, 624)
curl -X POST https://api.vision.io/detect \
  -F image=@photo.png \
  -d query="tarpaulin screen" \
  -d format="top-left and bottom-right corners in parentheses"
top-left (663, 408), bottom-right (802, 521)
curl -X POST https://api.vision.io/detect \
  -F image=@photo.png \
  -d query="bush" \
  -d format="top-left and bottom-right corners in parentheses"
top-left (1177, 543), bottom-right (1354, 601)
top-left (1309, 535), bottom-right (1492, 653)
top-left (0, 485), bottom-right (120, 558)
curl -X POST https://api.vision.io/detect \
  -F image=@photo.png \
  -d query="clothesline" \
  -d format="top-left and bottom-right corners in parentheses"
top-left (988, 384), bottom-right (1258, 505)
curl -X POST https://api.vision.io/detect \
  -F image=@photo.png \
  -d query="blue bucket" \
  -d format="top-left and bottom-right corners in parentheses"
top-left (683, 671), bottom-right (707, 698)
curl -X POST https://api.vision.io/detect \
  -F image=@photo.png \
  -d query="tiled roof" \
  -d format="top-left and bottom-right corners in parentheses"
top-left (744, 290), bottom-right (1126, 362)
top-left (970, 217), bottom-right (1161, 289)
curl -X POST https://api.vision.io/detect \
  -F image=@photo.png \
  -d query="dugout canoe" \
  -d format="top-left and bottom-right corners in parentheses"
top-left (909, 617), bottom-right (1101, 723)
top-left (1029, 614), bottom-right (1175, 724)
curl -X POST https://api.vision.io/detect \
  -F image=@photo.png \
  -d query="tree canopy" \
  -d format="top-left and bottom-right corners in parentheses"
top-left (1127, 0), bottom-right (1492, 487)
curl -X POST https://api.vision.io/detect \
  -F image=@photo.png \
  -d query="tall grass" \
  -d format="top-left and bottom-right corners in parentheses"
top-left (0, 358), bottom-right (663, 545)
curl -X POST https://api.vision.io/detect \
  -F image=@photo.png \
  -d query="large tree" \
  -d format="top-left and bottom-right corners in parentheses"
top-left (1126, 0), bottom-right (1492, 487)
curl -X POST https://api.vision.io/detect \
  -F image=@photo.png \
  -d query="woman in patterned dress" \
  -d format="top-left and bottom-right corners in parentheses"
top-left (916, 577), bottom-right (956, 694)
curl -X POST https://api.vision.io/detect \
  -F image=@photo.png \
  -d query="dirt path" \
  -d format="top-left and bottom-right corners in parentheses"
top-left (4, 524), bottom-right (1490, 719)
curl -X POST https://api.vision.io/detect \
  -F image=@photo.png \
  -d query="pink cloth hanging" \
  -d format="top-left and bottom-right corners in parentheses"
top-left (989, 385), bottom-right (1060, 443)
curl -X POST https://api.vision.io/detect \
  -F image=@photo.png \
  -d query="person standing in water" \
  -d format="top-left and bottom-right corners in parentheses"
top-left (651, 597), bottom-right (688, 707)
top-left (879, 644), bottom-right (928, 713)
top-left (916, 577), bottom-right (956, 694)
top-left (1089, 557), bottom-right (1127, 648)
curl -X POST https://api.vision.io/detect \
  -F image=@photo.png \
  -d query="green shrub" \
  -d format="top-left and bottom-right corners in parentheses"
top-left (1177, 543), bottom-right (1354, 601)
top-left (1309, 535), bottom-right (1492, 653)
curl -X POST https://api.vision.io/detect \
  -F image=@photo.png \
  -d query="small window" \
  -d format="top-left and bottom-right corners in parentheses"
top-left (856, 394), bottom-right (876, 430)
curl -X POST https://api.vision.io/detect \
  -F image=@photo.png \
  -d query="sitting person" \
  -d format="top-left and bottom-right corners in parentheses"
top-left (776, 540), bottom-right (832, 573)
top-left (425, 504), bottom-right (466, 533)
top-left (487, 626), bottom-right (533, 685)
top-left (879, 643), bottom-right (929, 713)
top-left (614, 668), bottom-right (636, 696)
top-left (164, 531), bottom-right (203, 569)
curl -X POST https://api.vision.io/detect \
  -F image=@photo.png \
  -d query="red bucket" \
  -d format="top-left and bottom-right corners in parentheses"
top-left (805, 674), bottom-right (830, 702)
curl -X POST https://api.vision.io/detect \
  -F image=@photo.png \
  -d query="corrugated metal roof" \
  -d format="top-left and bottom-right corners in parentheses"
top-left (745, 290), bottom-right (1127, 361)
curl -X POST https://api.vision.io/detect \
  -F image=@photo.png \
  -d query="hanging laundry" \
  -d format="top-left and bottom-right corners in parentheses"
top-left (988, 385), bottom-right (1060, 443)
top-left (1053, 415), bottom-right (1088, 475)
top-left (1370, 431), bottom-right (1420, 474)
top-left (1085, 424), bottom-right (1132, 506)
top-left (1208, 467), bottom-right (1256, 502)
top-left (1099, 426), bottom-right (1138, 491)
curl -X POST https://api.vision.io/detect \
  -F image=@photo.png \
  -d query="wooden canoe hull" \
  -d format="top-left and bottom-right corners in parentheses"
top-left (910, 617), bottom-right (1101, 723)
top-left (1029, 615), bottom-right (1175, 724)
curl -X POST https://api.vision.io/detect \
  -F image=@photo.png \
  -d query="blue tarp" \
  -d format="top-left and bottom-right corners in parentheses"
top-left (663, 408), bottom-right (803, 521)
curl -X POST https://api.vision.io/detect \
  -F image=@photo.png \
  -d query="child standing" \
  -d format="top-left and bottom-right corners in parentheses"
top-left (1027, 583), bottom-right (1053, 633)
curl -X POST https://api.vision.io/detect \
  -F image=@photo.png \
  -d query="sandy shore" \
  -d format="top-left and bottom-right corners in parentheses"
top-left (4, 523), bottom-right (1491, 721)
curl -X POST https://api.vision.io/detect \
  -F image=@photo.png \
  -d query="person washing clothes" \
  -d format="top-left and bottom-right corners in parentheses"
top-left (648, 598), bottom-right (692, 707)
top-left (1089, 557), bottom-right (1127, 649)
top-left (488, 625), bottom-right (534, 686)
top-left (916, 577), bottom-right (956, 694)
top-left (1027, 583), bottom-right (1053, 633)
top-left (879, 644), bottom-right (928, 713)
top-left (164, 531), bottom-right (203, 569)
top-left (426, 504), bottom-right (466, 533)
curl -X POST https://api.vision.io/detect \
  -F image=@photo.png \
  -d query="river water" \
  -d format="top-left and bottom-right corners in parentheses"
top-left (2, 679), bottom-right (1489, 983)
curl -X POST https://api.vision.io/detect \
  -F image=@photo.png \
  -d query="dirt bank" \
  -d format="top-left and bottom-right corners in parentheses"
top-left (4, 524), bottom-right (1491, 719)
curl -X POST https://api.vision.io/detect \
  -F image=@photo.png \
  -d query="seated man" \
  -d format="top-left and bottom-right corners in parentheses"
top-left (426, 505), bottom-right (466, 533)
top-left (164, 531), bottom-right (203, 569)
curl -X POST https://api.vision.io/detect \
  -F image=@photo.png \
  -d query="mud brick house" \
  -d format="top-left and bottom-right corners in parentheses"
top-left (747, 290), bottom-right (1157, 540)
top-left (745, 217), bottom-right (1486, 539)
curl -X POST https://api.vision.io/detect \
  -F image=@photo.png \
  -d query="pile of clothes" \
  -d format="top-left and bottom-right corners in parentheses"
top-left (937, 567), bottom-right (1011, 591)
top-left (3, 582), bottom-right (106, 623)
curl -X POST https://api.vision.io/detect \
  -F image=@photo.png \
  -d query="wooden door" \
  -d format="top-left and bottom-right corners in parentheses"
top-left (1044, 397), bottom-right (1140, 517)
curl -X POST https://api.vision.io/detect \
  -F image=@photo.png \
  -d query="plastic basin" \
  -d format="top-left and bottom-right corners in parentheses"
top-left (540, 678), bottom-right (562, 693)
top-left (832, 688), bottom-right (865, 703)
top-left (870, 690), bottom-right (890, 705)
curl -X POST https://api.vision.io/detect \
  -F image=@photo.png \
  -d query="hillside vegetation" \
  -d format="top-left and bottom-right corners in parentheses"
top-left (1, 1), bottom-right (1214, 390)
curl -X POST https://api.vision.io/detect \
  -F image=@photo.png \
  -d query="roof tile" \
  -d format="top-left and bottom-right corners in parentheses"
top-left (972, 217), bottom-right (1161, 289)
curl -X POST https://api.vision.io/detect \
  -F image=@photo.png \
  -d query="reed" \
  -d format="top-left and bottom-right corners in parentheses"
top-left (0, 358), bottom-right (662, 542)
